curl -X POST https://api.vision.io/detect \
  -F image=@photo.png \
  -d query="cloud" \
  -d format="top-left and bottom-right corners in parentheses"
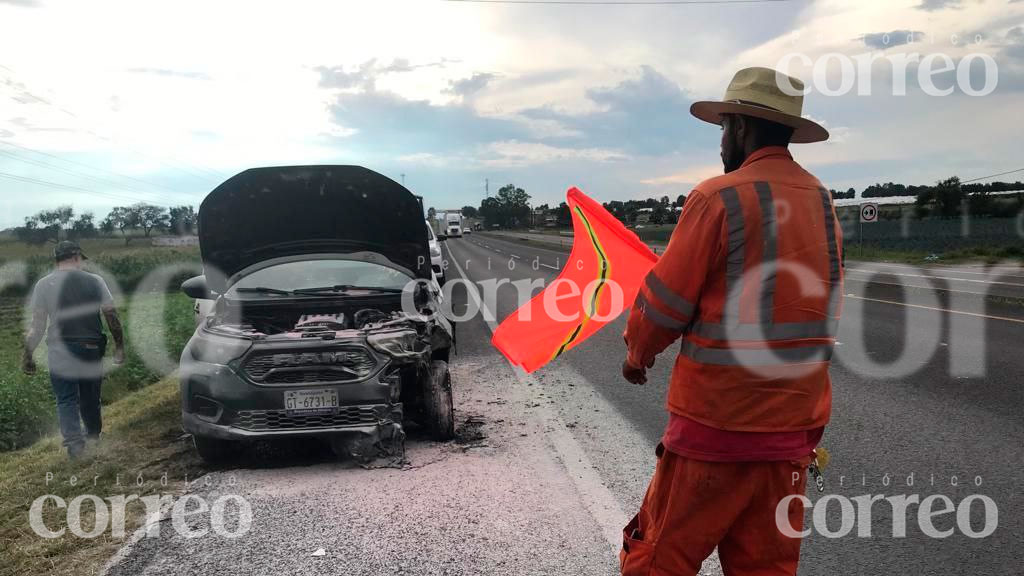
top-left (315, 60), bottom-right (379, 91)
top-left (315, 58), bottom-right (456, 92)
top-left (447, 73), bottom-right (495, 98)
top-left (522, 66), bottom-right (695, 156)
top-left (481, 140), bottom-right (628, 168)
top-left (324, 65), bottom-right (694, 165)
top-left (0, 0), bottom-right (39, 6)
top-left (326, 87), bottom-right (531, 156)
top-left (126, 67), bottom-right (210, 81)
top-left (917, 0), bottom-right (961, 11)
top-left (379, 58), bottom-right (456, 73)
top-left (640, 163), bottom-right (720, 187)
top-left (7, 116), bottom-right (76, 133)
top-left (862, 30), bottom-right (925, 50)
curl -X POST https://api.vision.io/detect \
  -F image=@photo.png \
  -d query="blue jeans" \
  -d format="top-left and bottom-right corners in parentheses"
top-left (48, 341), bottom-right (104, 451)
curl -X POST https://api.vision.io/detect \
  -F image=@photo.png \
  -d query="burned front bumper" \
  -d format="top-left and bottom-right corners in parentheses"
top-left (179, 341), bottom-right (405, 453)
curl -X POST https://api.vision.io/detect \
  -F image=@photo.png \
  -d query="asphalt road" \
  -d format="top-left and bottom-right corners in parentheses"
top-left (105, 232), bottom-right (1023, 576)
top-left (442, 231), bottom-right (1023, 575)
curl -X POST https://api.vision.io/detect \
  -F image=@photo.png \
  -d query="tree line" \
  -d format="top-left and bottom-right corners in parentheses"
top-left (840, 177), bottom-right (1023, 219)
top-left (448, 177), bottom-right (1023, 231)
top-left (433, 184), bottom-right (689, 229)
top-left (14, 203), bottom-right (197, 245)
top-left (829, 179), bottom-right (1024, 200)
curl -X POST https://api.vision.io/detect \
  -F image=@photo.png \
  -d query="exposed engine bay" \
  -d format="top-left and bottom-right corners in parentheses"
top-left (204, 297), bottom-right (437, 340)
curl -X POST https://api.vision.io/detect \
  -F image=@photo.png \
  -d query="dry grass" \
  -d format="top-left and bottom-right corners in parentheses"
top-left (0, 376), bottom-right (203, 576)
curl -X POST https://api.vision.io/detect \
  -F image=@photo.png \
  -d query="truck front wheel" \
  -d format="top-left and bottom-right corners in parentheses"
top-left (423, 360), bottom-right (455, 440)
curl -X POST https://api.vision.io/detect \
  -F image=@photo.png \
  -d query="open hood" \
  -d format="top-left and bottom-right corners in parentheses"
top-left (198, 165), bottom-right (429, 293)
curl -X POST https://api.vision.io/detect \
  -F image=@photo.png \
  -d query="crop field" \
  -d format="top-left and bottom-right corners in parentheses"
top-left (0, 239), bottom-right (201, 451)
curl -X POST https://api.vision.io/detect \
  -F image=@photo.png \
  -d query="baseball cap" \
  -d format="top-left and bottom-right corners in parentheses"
top-left (54, 240), bottom-right (88, 261)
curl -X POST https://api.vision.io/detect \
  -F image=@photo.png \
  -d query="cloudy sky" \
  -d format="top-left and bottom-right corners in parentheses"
top-left (1, 0), bottom-right (1022, 228)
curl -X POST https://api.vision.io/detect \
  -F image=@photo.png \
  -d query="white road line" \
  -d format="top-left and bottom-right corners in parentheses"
top-left (510, 254), bottom-right (521, 259)
top-left (843, 276), bottom-right (1017, 298)
top-left (844, 294), bottom-right (1024, 324)
top-left (846, 269), bottom-right (1024, 287)
top-left (479, 234), bottom-right (575, 258)
top-left (443, 242), bottom-right (628, 556)
top-left (855, 262), bottom-right (1024, 279)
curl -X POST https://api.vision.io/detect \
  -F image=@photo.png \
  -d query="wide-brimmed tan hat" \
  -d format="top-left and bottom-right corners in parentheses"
top-left (690, 66), bottom-right (829, 144)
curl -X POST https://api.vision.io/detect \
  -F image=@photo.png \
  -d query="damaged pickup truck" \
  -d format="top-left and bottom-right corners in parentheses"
top-left (179, 165), bottom-right (454, 463)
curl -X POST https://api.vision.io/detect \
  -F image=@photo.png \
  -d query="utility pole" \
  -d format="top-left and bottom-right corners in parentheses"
top-left (400, 173), bottom-right (406, 186)
top-left (485, 178), bottom-right (489, 197)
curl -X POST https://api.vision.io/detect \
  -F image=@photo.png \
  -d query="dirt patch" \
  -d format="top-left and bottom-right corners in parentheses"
top-left (454, 414), bottom-right (487, 445)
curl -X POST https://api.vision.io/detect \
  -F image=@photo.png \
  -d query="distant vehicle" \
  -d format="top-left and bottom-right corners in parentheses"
top-left (462, 227), bottom-right (472, 235)
top-left (446, 213), bottom-right (462, 237)
top-left (428, 216), bottom-right (445, 239)
top-left (427, 219), bottom-right (446, 284)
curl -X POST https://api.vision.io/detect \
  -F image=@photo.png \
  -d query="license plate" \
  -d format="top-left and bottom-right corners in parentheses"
top-left (284, 389), bottom-right (338, 415)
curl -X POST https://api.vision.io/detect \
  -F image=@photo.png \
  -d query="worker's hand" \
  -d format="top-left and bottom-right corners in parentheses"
top-left (113, 346), bottom-right (126, 365)
top-left (622, 361), bottom-right (646, 385)
top-left (622, 357), bottom-right (654, 385)
top-left (22, 353), bottom-right (36, 376)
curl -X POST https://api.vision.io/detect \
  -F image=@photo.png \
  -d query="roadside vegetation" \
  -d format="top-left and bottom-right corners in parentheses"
top-left (0, 212), bottom-right (206, 575)
top-left (0, 291), bottom-right (195, 451)
top-left (0, 239), bottom-right (200, 451)
top-left (0, 376), bottom-right (203, 576)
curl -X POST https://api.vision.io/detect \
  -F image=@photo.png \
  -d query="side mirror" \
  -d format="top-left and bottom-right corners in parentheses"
top-left (437, 234), bottom-right (447, 241)
top-left (181, 275), bottom-right (216, 300)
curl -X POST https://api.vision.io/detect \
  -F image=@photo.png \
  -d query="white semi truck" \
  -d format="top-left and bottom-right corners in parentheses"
top-left (446, 213), bottom-right (463, 238)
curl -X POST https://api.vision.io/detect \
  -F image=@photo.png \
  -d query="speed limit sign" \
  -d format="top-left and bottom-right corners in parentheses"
top-left (860, 203), bottom-right (878, 223)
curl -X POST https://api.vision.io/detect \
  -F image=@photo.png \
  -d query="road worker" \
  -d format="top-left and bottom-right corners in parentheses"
top-left (620, 67), bottom-right (843, 576)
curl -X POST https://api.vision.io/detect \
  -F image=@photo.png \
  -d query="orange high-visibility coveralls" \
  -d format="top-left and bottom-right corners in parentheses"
top-left (622, 146), bottom-right (844, 575)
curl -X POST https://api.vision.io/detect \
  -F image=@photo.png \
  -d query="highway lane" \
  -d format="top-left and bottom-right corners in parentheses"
top-left (443, 232), bottom-right (1023, 575)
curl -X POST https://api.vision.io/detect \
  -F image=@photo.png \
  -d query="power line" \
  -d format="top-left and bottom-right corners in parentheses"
top-left (0, 170), bottom-right (173, 207)
top-left (961, 167), bottom-right (1024, 184)
top-left (0, 139), bottom-right (179, 194)
top-left (442, 0), bottom-right (794, 4)
top-left (0, 65), bottom-right (228, 184)
top-left (0, 148), bottom-right (168, 204)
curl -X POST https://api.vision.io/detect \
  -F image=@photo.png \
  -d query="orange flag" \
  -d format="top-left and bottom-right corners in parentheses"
top-left (491, 187), bottom-right (659, 372)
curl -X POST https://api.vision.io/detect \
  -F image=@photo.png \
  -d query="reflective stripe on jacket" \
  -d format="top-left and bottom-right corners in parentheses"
top-left (624, 146), bottom-right (843, 432)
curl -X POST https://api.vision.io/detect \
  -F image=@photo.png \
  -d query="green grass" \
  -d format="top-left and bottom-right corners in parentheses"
top-left (0, 237), bottom-right (198, 261)
top-left (0, 239), bottom-right (204, 575)
top-left (0, 292), bottom-right (196, 451)
top-left (0, 238), bottom-right (200, 298)
top-left (0, 376), bottom-right (203, 576)
top-left (844, 243), bottom-right (1024, 264)
top-left (506, 225), bottom-right (1024, 264)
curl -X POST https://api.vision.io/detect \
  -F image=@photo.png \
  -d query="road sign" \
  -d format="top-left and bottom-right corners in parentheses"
top-left (860, 203), bottom-right (878, 223)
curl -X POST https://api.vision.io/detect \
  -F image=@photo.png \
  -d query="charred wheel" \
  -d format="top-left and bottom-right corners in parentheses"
top-left (423, 360), bottom-right (455, 440)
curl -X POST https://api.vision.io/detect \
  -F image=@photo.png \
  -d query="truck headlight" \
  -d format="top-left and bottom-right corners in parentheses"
top-left (186, 330), bottom-right (252, 365)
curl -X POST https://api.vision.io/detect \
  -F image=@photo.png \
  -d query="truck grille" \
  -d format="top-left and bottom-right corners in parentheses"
top-left (232, 406), bottom-right (382, 431)
top-left (241, 348), bottom-right (376, 385)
